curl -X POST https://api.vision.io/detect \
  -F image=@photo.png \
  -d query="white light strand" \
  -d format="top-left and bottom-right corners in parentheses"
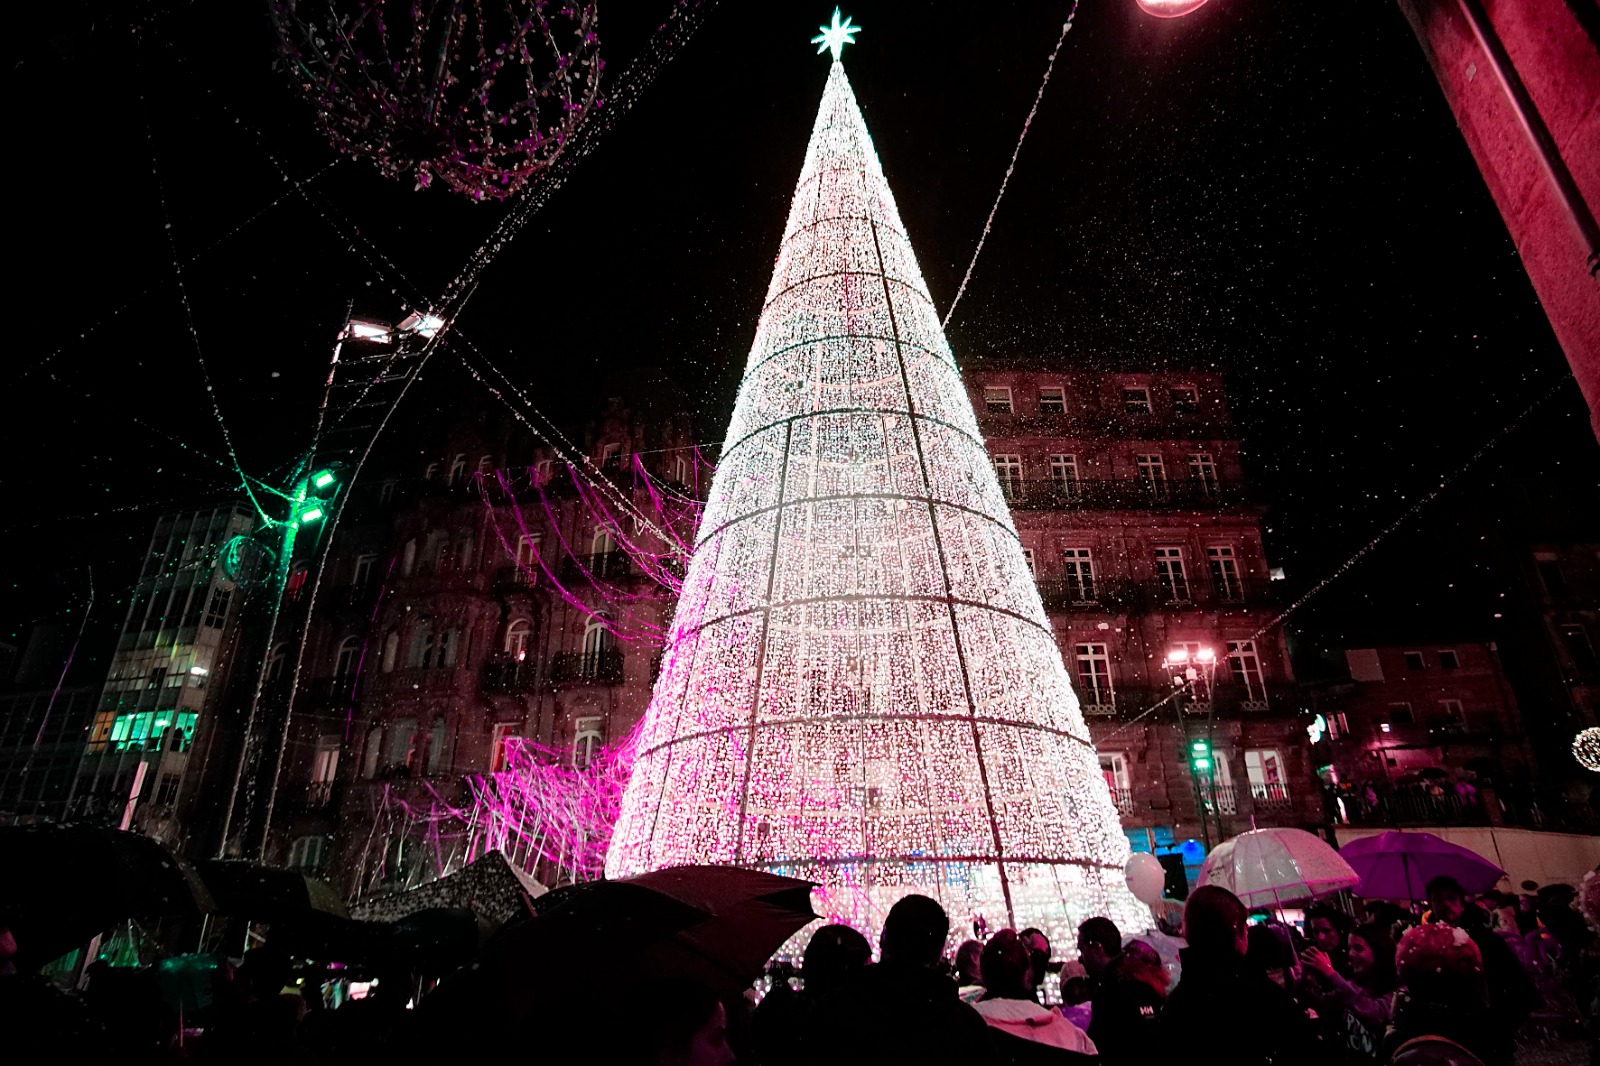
top-left (606, 60), bottom-right (1146, 944)
top-left (942, 2), bottom-right (1079, 329)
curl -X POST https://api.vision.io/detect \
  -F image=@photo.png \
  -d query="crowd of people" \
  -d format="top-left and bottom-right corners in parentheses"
top-left (3, 873), bottom-right (1597, 1065)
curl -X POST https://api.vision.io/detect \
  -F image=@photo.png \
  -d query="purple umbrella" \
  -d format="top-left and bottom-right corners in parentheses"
top-left (1340, 830), bottom-right (1506, 900)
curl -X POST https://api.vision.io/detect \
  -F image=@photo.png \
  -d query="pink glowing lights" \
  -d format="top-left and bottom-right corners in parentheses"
top-left (1135, 0), bottom-right (1211, 18)
top-left (604, 55), bottom-right (1145, 942)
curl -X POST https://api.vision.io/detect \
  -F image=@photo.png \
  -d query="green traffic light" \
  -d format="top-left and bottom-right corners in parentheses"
top-left (1193, 758), bottom-right (1210, 771)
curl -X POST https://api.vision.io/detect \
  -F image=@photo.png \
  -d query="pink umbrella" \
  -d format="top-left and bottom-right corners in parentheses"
top-left (1339, 830), bottom-right (1505, 900)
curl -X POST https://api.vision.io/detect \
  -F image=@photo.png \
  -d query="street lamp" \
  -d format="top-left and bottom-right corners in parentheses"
top-left (1163, 644), bottom-right (1220, 848)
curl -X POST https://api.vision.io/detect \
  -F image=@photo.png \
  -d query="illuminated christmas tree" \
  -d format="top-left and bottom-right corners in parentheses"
top-left (606, 13), bottom-right (1146, 940)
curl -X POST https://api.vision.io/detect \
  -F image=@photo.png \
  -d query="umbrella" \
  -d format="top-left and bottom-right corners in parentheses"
top-left (387, 907), bottom-right (496, 974)
top-left (195, 859), bottom-right (349, 921)
top-left (0, 824), bottom-right (214, 969)
top-left (1198, 827), bottom-right (1359, 909)
top-left (1339, 830), bottom-right (1506, 899)
top-left (350, 849), bottom-right (546, 925)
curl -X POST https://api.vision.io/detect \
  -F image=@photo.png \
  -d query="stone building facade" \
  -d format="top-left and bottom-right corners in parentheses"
top-left (964, 362), bottom-right (1320, 883)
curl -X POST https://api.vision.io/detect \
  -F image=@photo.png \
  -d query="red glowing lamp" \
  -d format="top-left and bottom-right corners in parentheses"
top-left (1136, 0), bottom-right (1210, 17)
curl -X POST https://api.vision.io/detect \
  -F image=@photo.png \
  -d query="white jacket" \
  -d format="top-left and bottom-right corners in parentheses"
top-left (972, 997), bottom-right (1099, 1054)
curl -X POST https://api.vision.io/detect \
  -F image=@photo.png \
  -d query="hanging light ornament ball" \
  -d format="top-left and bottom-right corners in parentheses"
top-left (271, 1), bottom-right (602, 202)
top-left (1135, 0), bottom-right (1211, 17)
top-left (1574, 727), bottom-right (1600, 772)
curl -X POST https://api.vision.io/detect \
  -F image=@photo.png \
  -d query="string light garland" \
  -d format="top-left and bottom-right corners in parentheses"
top-left (605, 34), bottom-right (1146, 943)
top-left (269, 0), bottom-right (602, 201)
top-left (1574, 727), bottom-right (1600, 773)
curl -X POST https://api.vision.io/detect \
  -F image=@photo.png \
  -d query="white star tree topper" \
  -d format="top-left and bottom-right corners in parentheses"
top-left (811, 8), bottom-right (860, 62)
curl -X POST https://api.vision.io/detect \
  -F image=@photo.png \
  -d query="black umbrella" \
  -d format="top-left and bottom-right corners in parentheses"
top-left (491, 864), bottom-right (819, 994)
top-left (194, 859), bottom-right (349, 922)
top-left (0, 824), bottom-right (213, 969)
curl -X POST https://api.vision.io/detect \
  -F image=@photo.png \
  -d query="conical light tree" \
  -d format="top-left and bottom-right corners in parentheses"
top-left (607, 16), bottom-right (1146, 940)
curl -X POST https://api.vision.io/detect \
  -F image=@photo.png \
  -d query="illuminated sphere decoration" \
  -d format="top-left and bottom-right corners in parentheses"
top-left (269, 1), bottom-right (602, 202)
top-left (1574, 727), bottom-right (1600, 772)
top-left (1135, 0), bottom-right (1211, 18)
top-left (605, 24), bottom-right (1147, 945)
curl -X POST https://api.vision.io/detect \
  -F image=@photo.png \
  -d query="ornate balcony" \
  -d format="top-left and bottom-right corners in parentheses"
top-left (997, 476), bottom-right (1251, 511)
top-left (550, 648), bottom-right (625, 685)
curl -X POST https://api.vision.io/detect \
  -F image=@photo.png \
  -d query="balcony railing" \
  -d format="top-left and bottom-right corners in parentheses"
top-left (481, 654), bottom-right (546, 695)
top-left (558, 551), bottom-right (635, 585)
top-left (1107, 787), bottom-right (1135, 815)
top-left (1250, 782), bottom-right (1295, 811)
top-left (1037, 577), bottom-right (1279, 614)
top-left (995, 476), bottom-right (1250, 511)
top-left (550, 647), bottom-right (625, 685)
top-left (1075, 683), bottom-right (1297, 720)
top-left (493, 565), bottom-right (540, 594)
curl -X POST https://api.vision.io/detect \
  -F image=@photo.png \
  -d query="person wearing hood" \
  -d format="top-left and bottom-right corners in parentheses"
top-left (974, 929), bottom-right (1097, 1063)
top-left (1159, 886), bottom-right (1315, 1066)
top-left (808, 894), bottom-right (994, 1066)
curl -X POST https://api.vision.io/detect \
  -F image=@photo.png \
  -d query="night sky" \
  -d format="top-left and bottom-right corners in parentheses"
top-left (6, 0), bottom-right (1596, 675)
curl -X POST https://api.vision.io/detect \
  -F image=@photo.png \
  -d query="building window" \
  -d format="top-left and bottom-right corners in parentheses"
top-left (427, 719), bottom-right (448, 774)
top-left (1535, 557), bottom-right (1567, 597)
top-left (1210, 754), bottom-right (1239, 815)
top-left (1227, 640), bottom-right (1266, 703)
top-left (1187, 453), bottom-right (1218, 495)
top-left (353, 554), bottom-right (377, 586)
top-left (574, 716), bottom-right (603, 769)
top-left (1154, 546), bottom-right (1190, 602)
top-left (289, 835), bottom-right (330, 873)
top-left (448, 453), bottom-right (468, 484)
top-left (401, 539), bottom-right (417, 577)
top-left (1563, 625), bottom-right (1598, 671)
top-left (1437, 699), bottom-right (1465, 730)
top-left (1099, 753), bottom-right (1132, 813)
top-left (380, 631), bottom-right (399, 673)
top-left (155, 773), bottom-right (181, 807)
top-left (1388, 701), bottom-right (1415, 725)
top-left (490, 722), bottom-right (519, 772)
top-left (203, 587), bottom-right (231, 629)
top-left (439, 628), bottom-right (460, 668)
top-left (1207, 546), bottom-right (1241, 602)
top-left (536, 459), bottom-right (555, 484)
top-left (1122, 387), bottom-right (1151, 414)
top-left (311, 736), bottom-right (340, 802)
top-left (983, 386), bottom-right (1013, 413)
top-left (378, 480), bottom-right (397, 505)
top-left (1171, 386), bottom-right (1199, 413)
top-left (1099, 752), bottom-right (1130, 791)
top-left (363, 727), bottom-right (384, 778)
top-left (672, 455), bottom-right (692, 486)
top-left (599, 443), bottom-right (623, 470)
top-left (1021, 548), bottom-right (1036, 578)
top-left (1074, 643), bottom-right (1114, 707)
top-left (478, 454), bottom-right (494, 474)
top-left (581, 618), bottom-right (616, 677)
top-left (455, 535), bottom-right (475, 571)
top-left (1062, 548), bottom-right (1097, 604)
top-left (1437, 649), bottom-right (1459, 670)
top-left (1135, 454), bottom-right (1168, 499)
top-left (388, 717), bottom-right (418, 770)
top-left (993, 454), bottom-right (1023, 499)
top-left (505, 618), bottom-right (533, 660)
top-left (408, 623), bottom-right (435, 669)
top-left (1048, 454), bottom-right (1079, 494)
top-left (424, 462), bottom-right (441, 481)
top-left (1245, 749), bottom-right (1289, 803)
top-left (334, 636), bottom-right (362, 680)
top-left (1403, 651), bottom-right (1425, 671)
top-left (1038, 386), bottom-right (1066, 414)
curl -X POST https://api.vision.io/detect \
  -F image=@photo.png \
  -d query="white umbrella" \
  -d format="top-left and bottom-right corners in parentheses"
top-left (1197, 827), bottom-right (1358, 909)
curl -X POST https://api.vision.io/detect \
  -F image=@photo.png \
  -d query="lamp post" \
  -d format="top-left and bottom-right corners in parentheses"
top-left (1163, 645), bottom-right (1219, 848)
